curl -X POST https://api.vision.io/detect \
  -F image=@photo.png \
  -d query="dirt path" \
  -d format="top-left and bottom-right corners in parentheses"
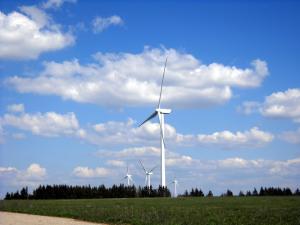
top-left (0, 211), bottom-right (107, 225)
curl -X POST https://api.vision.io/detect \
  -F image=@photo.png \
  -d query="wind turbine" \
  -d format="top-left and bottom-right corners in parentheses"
top-left (171, 178), bottom-right (178, 197)
top-left (123, 164), bottom-right (133, 186)
top-left (139, 58), bottom-right (171, 187)
top-left (139, 160), bottom-right (157, 188)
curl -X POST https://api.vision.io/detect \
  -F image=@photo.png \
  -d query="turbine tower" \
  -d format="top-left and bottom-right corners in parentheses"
top-left (123, 164), bottom-right (133, 186)
top-left (139, 160), bottom-right (156, 188)
top-left (139, 58), bottom-right (171, 187)
top-left (172, 178), bottom-right (178, 197)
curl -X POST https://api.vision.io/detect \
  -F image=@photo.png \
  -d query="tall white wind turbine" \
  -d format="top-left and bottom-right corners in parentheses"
top-left (139, 160), bottom-right (157, 188)
top-left (139, 58), bottom-right (171, 187)
top-left (123, 164), bottom-right (133, 186)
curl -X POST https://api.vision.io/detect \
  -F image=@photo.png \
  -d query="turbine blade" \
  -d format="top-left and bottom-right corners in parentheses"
top-left (149, 165), bottom-right (157, 173)
top-left (157, 57), bottom-right (168, 108)
top-left (145, 176), bottom-right (147, 186)
top-left (139, 111), bottom-right (158, 127)
top-left (139, 160), bottom-right (147, 173)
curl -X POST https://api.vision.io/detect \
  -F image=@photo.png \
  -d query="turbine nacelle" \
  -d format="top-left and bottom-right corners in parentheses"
top-left (124, 165), bottom-right (133, 186)
top-left (156, 108), bottom-right (172, 114)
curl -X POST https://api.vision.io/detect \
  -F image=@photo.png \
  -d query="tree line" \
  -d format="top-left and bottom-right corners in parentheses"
top-left (4, 184), bottom-right (171, 200)
top-left (5, 185), bottom-right (300, 200)
top-left (181, 187), bottom-right (300, 197)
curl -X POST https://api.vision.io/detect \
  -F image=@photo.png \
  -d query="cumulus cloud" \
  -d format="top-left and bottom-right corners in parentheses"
top-left (98, 143), bottom-right (300, 193)
top-left (6, 47), bottom-right (268, 108)
top-left (0, 163), bottom-right (46, 186)
top-left (106, 160), bottom-right (126, 167)
top-left (217, 158), bottom-right (263, 169)
top-left (0, 167), bottom-right (18, 174)
top-left (85, 118), bottom-right (273, 149)
top-left (99, 146), bottom-right (161, 158)
top-left (89, 119), bottom-right (176, 147)
top-left (97, 146), bottom-right (195, 170)
top-left (92, 15), bottom-right (123, 33)
top-left (240, 88), bottom-right (300, 123)
top-left (73, 166), bottom-right (111, 178)
top-left (0, 6), bottom-right (74, 59)
top-left (166, 155), bottom-right (193, 166)
top-left (267, 158), bottom-right (300, 176)
top-left (24, 163), bottom-right (46, 179)
top-left (96, 144), bottom-right (300, 184)
top-left (42, 0), bottom-right (77, 9)
top-left (197, 127), bottom-right (274, 148)
top-left (0, 110), bottom-right (81, 137)
top-left (0, 104), bottom-right (273, 149)
top-left (6, 104), bottom-right (24, 113)
top-left (261, 88), bottom-right (300, 123)
top-left (196, 157), bottom-right (300, 181)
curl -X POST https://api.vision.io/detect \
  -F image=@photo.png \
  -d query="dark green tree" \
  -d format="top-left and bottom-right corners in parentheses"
top-left (206, 190), bottom-right (213, 197)
top-left (239, 191), bottom-right (245, 197)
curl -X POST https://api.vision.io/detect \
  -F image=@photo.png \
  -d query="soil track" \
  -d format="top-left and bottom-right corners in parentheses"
top-left (0, 211), bottom-right (107, 225)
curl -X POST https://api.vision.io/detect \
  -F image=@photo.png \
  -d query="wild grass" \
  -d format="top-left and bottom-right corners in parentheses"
top-left (1, 197), bottom-right (300, 225)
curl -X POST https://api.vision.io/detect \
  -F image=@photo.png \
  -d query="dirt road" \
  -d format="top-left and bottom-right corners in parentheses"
top-left (0, 211), bottom-right (107, 225)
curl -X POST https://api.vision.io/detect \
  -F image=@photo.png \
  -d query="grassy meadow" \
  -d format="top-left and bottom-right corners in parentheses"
top-left (1, 197), bottom-right (300, 225)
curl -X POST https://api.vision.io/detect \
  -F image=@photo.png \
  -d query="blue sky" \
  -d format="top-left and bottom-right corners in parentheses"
top-left (1, 0), bottom-right (300, 197)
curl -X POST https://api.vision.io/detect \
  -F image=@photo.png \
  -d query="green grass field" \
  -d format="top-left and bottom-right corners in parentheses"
top-left (1, 197), bottom-right (300, 225)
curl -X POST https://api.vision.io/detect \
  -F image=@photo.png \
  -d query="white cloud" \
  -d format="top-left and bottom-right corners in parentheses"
top-left (95, 142), bottom-right (300, 193)
top-left (166, 155), bottom-right (193, 166)
top-left (89, 118), bottom-right (176, 146)
top-left (261, 88), bottom-right (300, 123)
top-left (1, 104), bottom-right (273, 149)
top-left (279, 128), bottom-right (300, 144)
top-left (217, 158), bottom-right (262, 169)
top-left (42, 0), bottom-right (77, 9)
top-left (7, 104), bottom-right (24, 113)
top-left (73, 166), bottom-right (111, 178)
top-left (88, 118), bottom-right (273, 149)
top-left (0, 6), bottom-right (74, 59)
top-left (96, 144), bottom-right (300, 186)
top-left (197, 127), bottom-right (274, 148)
top-left (106, 160), bottom-right (126, 167)
top-left (0, 111), bottom-right (80, 137)
top-left (98, 146), bottom-right (195, 171)
top-left (99, 146), bottom-right (161, 158)
top-left (268, 158), bottom-right (300, 176)
top-left (6, 47), bottom-right (268, 108)
top-left (92, 15), bottom-right (123, 33)
top-left (0, 167), bottom-right (18, 174)
top-left (24, 163), bottom-right (46, 179)
top-left (19, 5), bottom-right (49, 27)
top-left (240, 88), bottom-right (300, 123)
top-left (0, 163), bottom-right (46, 187)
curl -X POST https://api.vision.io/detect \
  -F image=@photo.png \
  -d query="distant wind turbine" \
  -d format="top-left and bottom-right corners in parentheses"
top-left (139, 57), bottom-right (171, 187)
top-left (171, 178), bottom-right (178, 197)
top-left (139, 160), bottom-right (157, 188)
top-left (123, 164), bottom-right (133, 186)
